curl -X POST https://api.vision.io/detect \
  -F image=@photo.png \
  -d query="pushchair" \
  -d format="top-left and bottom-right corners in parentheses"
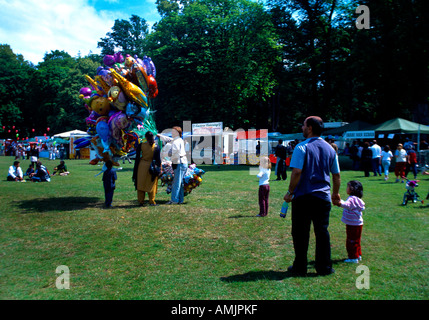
top-left (402, 179), bottom-right (424, 205)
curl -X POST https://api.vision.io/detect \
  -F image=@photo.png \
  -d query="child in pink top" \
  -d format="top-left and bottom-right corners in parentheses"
top-left (338, 180), bottom-right (365, 263)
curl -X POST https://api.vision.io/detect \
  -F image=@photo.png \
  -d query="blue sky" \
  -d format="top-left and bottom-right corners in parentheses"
top-left (0, 0), bottom-right (161, 65)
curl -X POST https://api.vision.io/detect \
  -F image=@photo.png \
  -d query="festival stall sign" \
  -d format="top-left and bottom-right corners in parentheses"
top-left (344, 130), bottom-right (375, 139)
top-left (191, 122), bottom-right (223, 136)
top-left (323, 120), bottom-right (375, 139)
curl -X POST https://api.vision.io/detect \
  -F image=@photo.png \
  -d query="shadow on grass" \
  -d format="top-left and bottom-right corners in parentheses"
top-left (14, 196), bottom-right (100, 214)
top-left (221, 260), bottom-right (344, 281)
top-left (220, 270), bottom-right (318, 282)
top-left (228, 214), bottom-right (260, 219)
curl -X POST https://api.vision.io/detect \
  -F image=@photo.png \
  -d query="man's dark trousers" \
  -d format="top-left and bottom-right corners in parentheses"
top-left (291, 194), bottom-right (333, 275)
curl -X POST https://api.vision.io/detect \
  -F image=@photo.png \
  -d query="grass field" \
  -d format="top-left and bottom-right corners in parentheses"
top-left (0, 155), bottom-right (428, 300)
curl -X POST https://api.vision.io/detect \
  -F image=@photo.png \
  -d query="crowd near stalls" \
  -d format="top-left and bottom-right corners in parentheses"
top-left (2, 136), bottom-right (73, 183)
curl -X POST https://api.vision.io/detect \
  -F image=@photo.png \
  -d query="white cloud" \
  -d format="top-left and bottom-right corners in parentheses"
top-left (0, 0), bottom-right (118, 64)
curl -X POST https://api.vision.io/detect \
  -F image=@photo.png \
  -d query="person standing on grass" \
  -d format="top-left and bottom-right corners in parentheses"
top-left (157, 126), bottom-right (188, 205)
top-left (336, 180), bottom-right (365, 263)
top-left (361, 142), bottom-right (373, 177)
top-left (29, 144), bottom-right (39, 167)
top-left (394, 143), bottom-right (407, 183)
top-left (380, 145), bottom-right (393, 181)
top-left (133, 131), bottom-right (161, 206)
top-left (284, 116), bottom-right (341, 276)
top-left (370, 140), bottom-right (382, 176)
top-left (405, 145), bottom-right (418, 180)
top-left (103, 160), bottom-right (117, 208)
top-left (275, 139), bottom-right (287, 181)
top-left (256, 156), bottom-right (271, 217)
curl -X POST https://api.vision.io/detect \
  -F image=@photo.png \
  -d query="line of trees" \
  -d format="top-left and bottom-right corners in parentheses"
top-left (1, 0), bottom-right (428, 139)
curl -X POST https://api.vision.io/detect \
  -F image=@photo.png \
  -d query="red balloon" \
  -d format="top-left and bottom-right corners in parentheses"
top-left (12, 126), bottom-right (15, 129)
top-left (47, 127), bottom-right (50, 131)
top-left (32, 128), bottom-right (35, 132)
top-left (148, 75), bottom-right (158, 98)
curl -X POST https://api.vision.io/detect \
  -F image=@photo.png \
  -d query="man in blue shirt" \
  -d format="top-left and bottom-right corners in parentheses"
top-left (284, 116), bottom-right (341, 276)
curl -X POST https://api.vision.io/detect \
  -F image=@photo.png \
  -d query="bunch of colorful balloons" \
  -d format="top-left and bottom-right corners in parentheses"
top-left (183, 164), bottom-right (205, 196)
top-left (160, 163), bottom-right (205, 196)
top-left (76, 51), bottom-right (158, 166)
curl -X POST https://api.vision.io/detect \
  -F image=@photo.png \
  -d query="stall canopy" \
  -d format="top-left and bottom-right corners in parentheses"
top-left (53, 129), bottom-right (88, 138)
top-left (374, 118), bottom-right (429, 152)
top-left (268, 132), bottom-right (304, 141)
top-left (374, 118), bottom-right (429, 134)
top-left (323, 120), bottom-right (375, 136)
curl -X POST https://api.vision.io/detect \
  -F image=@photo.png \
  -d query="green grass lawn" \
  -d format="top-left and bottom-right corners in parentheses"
top-left (0, 156), bottom-right (428, 300)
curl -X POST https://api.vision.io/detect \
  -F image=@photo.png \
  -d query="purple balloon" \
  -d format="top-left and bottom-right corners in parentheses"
top-left (143, 56), bottom-right (156, 77)
top-left (114, 52), bottom-right (124, 63)
top-left (79, 87), bottom-right (92, 97)
top-left (103, 55), bottom-right (116, 67)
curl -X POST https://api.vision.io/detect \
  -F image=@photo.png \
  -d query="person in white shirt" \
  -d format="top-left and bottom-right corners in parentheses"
top-left (158, 126), bottom-right (188, 204)
top-left (380, 145), bottom-right (393, 181)
top-left (370, 140), bottom-right (382, 176)
top-left (7, 161), bottom-right (24, 181)
top-left (256, 156), bottom-right (271, 217)
top-left (394, 143), bottom-right (407, 183)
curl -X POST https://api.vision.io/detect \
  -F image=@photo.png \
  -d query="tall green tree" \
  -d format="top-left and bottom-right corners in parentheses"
top-left (268, 0), bottom-right (359, 131)
top-left (98, 15), bottom-right (149, 57)
top-left (268, 0), bottom-right (429, 131)
top-left (348, 0), bottom-right (429, 123)
top-left (28, 51), bottom-right (100, 135)
top-left (147, 0), bottom-right (281, 130)
top-left (0, 44), bottom-right (35, 138)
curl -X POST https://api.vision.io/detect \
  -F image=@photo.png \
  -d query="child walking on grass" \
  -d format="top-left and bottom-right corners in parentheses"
top-left (256, 156), bottom-right (271, 217)
top-left (337, 180), bottom-right (365, 263)
top-left (103, 160), bottom-right (117, 208)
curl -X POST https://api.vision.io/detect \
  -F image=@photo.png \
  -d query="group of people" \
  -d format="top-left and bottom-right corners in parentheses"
top-left (7, 159), bottom-right (70, 183)
top-left (103, 117), bottom-right (368, 275)
top-left (103, 127), bottom-right (188, 209)
top-left (347, 139), bottom-right (420, 182)
top-left (4, 142), bottom-right (67, 161)
top-left (257, 116), bottom-right (366, 276)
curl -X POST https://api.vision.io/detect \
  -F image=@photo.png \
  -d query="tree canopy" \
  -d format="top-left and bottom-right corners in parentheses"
top-left (1, 0), bottom-right (428, 139)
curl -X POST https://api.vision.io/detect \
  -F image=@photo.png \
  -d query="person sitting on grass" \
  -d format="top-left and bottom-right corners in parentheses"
top-left (53, 160), bottom-right (70, 176)
top-left (7, 161), bottom-right (24, 182)
top-left (30, 161), bottom-right (51, 182)
top-left (24, 164), bottom-right (35, 178)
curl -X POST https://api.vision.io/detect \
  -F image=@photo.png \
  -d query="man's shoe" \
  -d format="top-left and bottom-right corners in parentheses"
top-left (317, 267), bottom-right (335, 276)
top-left (287, 266), bottom-right (307, 276)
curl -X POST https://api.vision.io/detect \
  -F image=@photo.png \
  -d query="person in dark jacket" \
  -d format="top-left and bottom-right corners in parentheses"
top-left (275, 139), bottom-right (287, 181)
top-left (30, 161), bottom-right (50, 182)
top-left (103, 160), bottom-right (117, 208)
top-left (361, 142), bottom-right (373, 177)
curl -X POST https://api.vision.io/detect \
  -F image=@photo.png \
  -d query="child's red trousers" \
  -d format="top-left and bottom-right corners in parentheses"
top-left (346, 225), bottom-right (363, 259)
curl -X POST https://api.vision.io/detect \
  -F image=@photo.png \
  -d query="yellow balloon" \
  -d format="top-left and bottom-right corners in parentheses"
top-left (110, 68), bottom-right (148, 108)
